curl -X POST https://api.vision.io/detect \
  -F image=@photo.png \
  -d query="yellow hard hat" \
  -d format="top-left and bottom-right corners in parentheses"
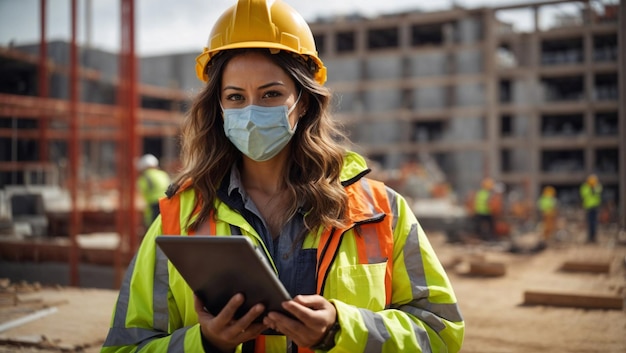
top-left (543, 186), bottom-right (555, 197)
top-left (587, 174), bottom-right (598, 186)
top-left (195, 0), bottom-right (327, 85)
top-left (482, 178), bottom-right (494, 190)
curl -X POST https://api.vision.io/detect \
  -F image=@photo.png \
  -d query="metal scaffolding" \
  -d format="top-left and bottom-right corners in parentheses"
top-left (0, 0), bottom-right (183, 288)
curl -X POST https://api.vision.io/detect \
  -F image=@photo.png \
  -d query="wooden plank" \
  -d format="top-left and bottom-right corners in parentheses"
top-left (0, 306), bottom-right (58, 333)
top-left (0, 292), bottom-right (16, 307)
top-left (560, 261), bottom-right (611, 273)
top-left (523, 290), bottom-right (623, 310)
top-left (467, 261), bottom-right (506, 277)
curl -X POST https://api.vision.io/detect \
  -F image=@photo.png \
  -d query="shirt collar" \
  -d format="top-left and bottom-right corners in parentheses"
top-left (227, 163), bottom-right (246, 199)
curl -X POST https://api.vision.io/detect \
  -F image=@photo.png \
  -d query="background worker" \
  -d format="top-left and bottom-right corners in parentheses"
top-left (135, 154), bottom-right (171, 228)
top-left (473, 177), bottom-right (496, 241)
top-left (102, 1), bottom-right (464, 352)
top-left (537, 185), bottom-right (558, 242)
top-left (580, 174), bottom-right (602, 243)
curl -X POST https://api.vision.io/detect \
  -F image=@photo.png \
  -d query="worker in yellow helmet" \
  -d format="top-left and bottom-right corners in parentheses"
top-left (102, 1), bottom-right (463, 352)
top-left (537, 185), bottom-right (558, 242)
top-left (580, 174), bottom-right (602, 243)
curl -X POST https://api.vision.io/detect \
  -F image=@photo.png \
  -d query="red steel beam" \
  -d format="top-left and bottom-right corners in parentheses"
top-left (114, 0), bottom-right (128, 289)
top-left (114, 0), bottom-right (139, 288)
top-left (0, 161), bottom-right (57, 172)
top-left (0, 93), bottom-right (185, 124)
top-left (0, 129), bottom-right (122, 140)
top-left (127, 0), bottom-right (139, 255)
top-left (68, 0), bottom-right (80, 287)
top-left (38, 0), bottom-right (48, 162)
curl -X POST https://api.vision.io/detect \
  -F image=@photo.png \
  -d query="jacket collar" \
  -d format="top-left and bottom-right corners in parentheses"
top-left (340, 151), bottom-right (371, 187)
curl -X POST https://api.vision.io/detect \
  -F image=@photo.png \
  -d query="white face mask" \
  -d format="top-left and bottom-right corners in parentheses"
top-left (222, 91), bottom-right (302, 161)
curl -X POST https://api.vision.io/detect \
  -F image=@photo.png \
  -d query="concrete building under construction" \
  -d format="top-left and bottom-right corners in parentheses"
top-left (0, 0), bottom-right (624, 287)
top-left (309, 0), bottom-right (623, 218)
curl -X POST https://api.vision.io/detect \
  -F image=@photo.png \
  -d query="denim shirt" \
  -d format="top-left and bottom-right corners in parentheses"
top-left (217, 164), bottom-right (317, 297)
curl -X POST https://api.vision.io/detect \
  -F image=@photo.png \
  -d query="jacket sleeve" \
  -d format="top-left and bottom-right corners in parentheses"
top-left (329, 189), bottom-right (465, 353)
top-left (100, 218), bottom-right (206, 353)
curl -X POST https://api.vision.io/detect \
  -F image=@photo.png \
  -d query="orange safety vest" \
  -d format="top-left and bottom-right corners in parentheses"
top-left (160, 178), bottom-right (395, 353)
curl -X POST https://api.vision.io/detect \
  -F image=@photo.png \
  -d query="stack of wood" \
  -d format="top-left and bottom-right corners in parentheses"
top-left (523, 254), bottom-right (624, 310)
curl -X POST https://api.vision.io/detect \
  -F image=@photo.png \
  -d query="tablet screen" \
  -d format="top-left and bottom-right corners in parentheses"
top-left (156, 235), bottom-right (293, 323)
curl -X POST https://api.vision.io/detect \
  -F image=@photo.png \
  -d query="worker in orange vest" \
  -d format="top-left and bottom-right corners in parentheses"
top-left (537, 185), bottom-right (558, 242)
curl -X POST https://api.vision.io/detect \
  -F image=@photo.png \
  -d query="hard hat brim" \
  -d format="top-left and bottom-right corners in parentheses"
top-left (196, 42), bottom-right (327, 85)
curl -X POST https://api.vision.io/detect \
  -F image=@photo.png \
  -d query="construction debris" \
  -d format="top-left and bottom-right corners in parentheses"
top-left (523, 290), bottom-right (624, 310)
top-left (560, 260), bottom-right (612, 274)
top-left (0, 280), bottom-right (116, 352)
top-left (0, 307), bottom-right (58, 333)
top-left (467, 261), bottom-right (507, 277)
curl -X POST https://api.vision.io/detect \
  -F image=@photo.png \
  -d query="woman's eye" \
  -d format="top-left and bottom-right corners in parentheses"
top-left (263, 91), bottom-right (282, 99)
top-left (226, 94), bottom-right (244, 101)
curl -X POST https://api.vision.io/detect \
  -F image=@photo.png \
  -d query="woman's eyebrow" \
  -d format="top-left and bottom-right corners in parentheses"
top-left (258, 82), bottom-right (285, 90)
top-left (222, 85), bottom-right (244, 92)
top-left (222, 82), bottom-right (285, 92)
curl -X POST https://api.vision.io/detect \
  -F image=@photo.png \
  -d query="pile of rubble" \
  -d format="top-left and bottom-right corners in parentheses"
top-left (0, 279), bottom-right (116, 353)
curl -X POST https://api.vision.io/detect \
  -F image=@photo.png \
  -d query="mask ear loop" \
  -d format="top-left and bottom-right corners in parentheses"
top-left (288, 90), bottom-right (302, 115)
top-left (288, 90), bottom-right (303, 132)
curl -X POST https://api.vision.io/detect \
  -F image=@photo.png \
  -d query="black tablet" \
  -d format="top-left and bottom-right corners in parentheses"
top-left (156, 235), bottom-right (293, 323)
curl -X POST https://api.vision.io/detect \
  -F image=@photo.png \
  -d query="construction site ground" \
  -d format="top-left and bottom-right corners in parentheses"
top-left (0, 228), bottom-right (625, 353)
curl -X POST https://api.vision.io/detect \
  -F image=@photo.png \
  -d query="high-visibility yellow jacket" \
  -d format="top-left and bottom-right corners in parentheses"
top-left (102, 152), bottom-right (464, 353)
top-left (137, 167), bottom-right (171, 225)
top-left (579, 182), bottom-right (602, 210)
top-left (537, 195), bottom-right (557, 216)
top-left (473, 188), bottom-right (492, 216)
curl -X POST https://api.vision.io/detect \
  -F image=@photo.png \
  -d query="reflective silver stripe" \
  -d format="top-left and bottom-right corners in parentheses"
top-left (360, 225), bottom-right (385, 263)
top-left (359, 178), bottom-right (378, 216)
top-left (358, 178), bottom-right (389, 263)
top-left (167, 326), bottom-right (191, 352)
top-left (400, 222), bottom-right (464, 324)
top-left (103, 326), bottom-right (167, 347)
top-left (104, 254), bottom-right (163, 347)
top-left (229, 224), bottom-right (240, 235)
top-left (385, 187), bottom-right (398, 232)
top-left (411, 321), bottom-right (432, 353)
top-left (154, 246), bottom-right (170, 332)
top-left (358, 308), bottom-right (390, 353)
top-left (404, 223), bottom-right (428, 288)
top-left (398, 302), bottom-right (462, 331)
top-left (103, 246), bottom-right (173, 348)
top-left (111, 254), bottom-right (137, 328)
top-left (406, 314), bottom-right (433, 353)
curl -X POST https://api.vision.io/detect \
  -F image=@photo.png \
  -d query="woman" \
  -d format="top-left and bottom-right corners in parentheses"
top-left (102, 1), bottom-right (464, 352)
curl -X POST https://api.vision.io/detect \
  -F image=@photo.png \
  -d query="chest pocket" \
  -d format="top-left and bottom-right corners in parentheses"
top-left (329, 261), bottom-right (387, 311)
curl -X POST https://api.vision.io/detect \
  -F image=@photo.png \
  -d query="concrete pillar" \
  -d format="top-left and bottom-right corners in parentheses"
top-left (483, 8), bottom-right (498, 178)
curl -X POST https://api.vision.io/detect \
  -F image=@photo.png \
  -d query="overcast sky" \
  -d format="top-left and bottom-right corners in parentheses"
top-left (0, 0), bottom-right (600, 56)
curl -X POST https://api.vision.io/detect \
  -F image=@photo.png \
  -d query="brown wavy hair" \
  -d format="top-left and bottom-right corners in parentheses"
top-left (174, 48), bottom-right (348, 233)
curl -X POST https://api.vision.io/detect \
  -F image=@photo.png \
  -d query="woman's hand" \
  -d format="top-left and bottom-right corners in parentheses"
top-left (263, 294), bottom-right (337, 348)
top-left (194, 294), bottom-right (267, 352)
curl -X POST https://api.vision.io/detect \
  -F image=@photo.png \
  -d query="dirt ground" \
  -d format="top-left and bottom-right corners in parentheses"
top-left (432, 229), bottom-right (626, 353)
top-left (0, 229), bottom-right (624, 353)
